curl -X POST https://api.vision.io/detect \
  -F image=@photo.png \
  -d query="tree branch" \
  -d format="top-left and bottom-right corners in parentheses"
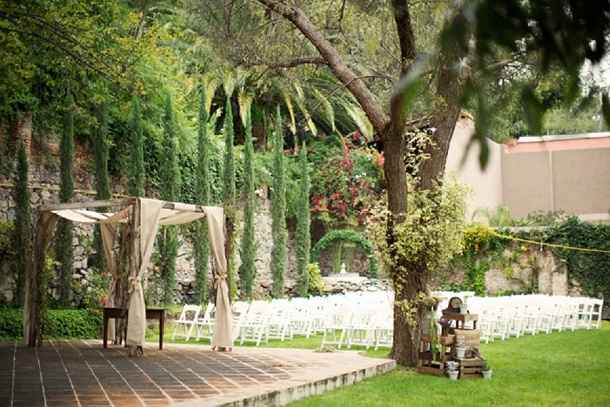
top-left (391, 0), bottom-right (417, 77)
top-left (240, 56), bottom-right (328, 69)
top-left (388, 0), bottom-right (418, 150)
top-left (254, 0), bottom-right (389, 135)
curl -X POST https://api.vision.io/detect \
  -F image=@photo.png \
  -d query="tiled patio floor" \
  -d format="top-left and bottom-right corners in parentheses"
top-left (0, 340), bottom-right (394, 407)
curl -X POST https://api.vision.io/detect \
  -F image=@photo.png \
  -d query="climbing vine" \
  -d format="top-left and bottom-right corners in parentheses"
top-left (311, 229), bottom-right (379, 277)
top-left (547, 217), bottom-right (610, 300)
top-left (368, 179), bottom-right (467, 326)
top-left (442, 218), bottom-right (610, 300)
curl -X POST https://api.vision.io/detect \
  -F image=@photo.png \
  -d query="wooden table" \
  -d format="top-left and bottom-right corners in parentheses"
top-left (103, 307), bottom-right (165, 350)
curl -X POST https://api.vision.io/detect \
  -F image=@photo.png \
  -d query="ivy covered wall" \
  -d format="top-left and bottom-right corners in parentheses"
top-left (437, 220), bottom-right (610, 302)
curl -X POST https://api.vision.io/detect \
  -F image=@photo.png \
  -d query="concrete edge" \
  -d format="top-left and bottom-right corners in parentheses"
top-left (226, 359), bottom-right (396, 407)
top-left (173, 356), bottom-right (396, 407)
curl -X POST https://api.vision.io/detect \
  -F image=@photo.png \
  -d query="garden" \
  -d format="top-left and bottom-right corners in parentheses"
top-left (1, 0), bottom-right (610, 406)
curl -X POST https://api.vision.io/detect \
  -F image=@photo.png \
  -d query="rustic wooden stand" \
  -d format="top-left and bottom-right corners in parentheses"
top-left (416, 302), bottom-right (487, 379)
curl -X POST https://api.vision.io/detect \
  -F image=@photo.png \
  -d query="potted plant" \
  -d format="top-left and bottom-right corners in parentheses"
top-left (482, 364), bottom-right (493, 379)
top-left (447, 369), bottom-right (459, 381)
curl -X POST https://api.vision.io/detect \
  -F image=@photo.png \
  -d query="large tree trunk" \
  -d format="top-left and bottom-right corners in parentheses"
top-left (391, 261), bottom-right (430, 365)
top-left (387, 55), bottom-right (462, 367)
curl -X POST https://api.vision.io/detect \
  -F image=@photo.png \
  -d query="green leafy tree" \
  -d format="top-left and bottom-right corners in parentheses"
top-left (193, 86), bottom-right (210, 305)
top-left (56, 91), bottom-right (75, 306)
top-left (238, 105), bottom-right (257, 299)
top-left (270, 108), bottom-right (287, 298)
top-left (223, 98), bottom-right (238, 300)
top-left (13, 142), bottom-right (32, 306)
top-left (128, 96), bottom-right (145, 197)
top-left (295, 140), bottom-right (310, 296)
top-left (158, 94), bottom-right (179, 305)
top-left (92, 104), bottom-right (111, 271)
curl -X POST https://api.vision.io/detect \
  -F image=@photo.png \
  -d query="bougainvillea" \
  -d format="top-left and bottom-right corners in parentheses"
top-left (309, 135), bottom-right (383, 228)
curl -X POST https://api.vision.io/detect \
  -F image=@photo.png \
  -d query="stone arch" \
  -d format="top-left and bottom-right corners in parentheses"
top-left (311, 229), bottom-right (379, 277)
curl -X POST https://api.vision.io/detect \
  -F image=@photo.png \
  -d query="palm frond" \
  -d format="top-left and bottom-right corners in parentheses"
top-left (238, 91), bottom-right (253, 126)
top-left (312, 88), bottom-right (336, 133)
top-left (280, 87), bottom-right (297, 134)
top-left (293, 82), bottom-right (317, 136)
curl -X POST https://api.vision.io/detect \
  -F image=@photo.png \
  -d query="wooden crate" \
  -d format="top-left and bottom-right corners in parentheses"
top-left (455, 329), bottom-right (481, 348)
top-left (458, 357), bottom-right (485, 379)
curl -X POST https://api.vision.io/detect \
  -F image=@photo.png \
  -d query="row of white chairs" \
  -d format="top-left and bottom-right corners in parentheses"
top-left (468, 295), bottom-right (604, 343)
top-left (171, 292), bottom-right (604, 349)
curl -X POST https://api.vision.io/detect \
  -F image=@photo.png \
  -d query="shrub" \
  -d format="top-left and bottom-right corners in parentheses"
top-left (0, 308), bottom-right (102, 339)
top-left (307, 263), bottom-right (324, 295)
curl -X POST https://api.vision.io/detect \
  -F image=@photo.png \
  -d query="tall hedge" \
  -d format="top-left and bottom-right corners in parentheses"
top-left (295, 140), bottom-right (310, 296)
top-left (270, 108), bottom-right (287, 298)
top-left (92, 104), bottom-right (111, 271)
top-left (158, 94), bottom-right (179, 305)
top-left (128, 96), bottom-right (145, 197)
top-left (56, 91), bottom-right (75, 306)
top-left (239, 106), bottom-right (256, 299)
top-left (13, 142), bottom-right (32, 306)
top-left (223, 98), bottom-right (237, 300)
top-left (193, 86), bottom-right (210, 305)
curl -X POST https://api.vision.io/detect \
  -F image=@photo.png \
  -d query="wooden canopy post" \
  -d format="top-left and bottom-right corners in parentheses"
top-left (24, 211), bottom-right (57, 347)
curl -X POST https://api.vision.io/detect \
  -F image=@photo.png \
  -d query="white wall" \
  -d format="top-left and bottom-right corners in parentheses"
top-left (445, 117), bottom-right (503, 222)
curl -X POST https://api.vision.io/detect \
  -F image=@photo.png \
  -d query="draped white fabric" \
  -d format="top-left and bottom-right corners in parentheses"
top-left (48, 198), bottom-right (233, 351)
top-left (126, 198), bottom-right (164, 347)
top-left (158, 209), bottom-right (206, 225)
top-left (203, 206), bottom-right (234, 348)
top-left (52, 209), bottom-right (114, 223)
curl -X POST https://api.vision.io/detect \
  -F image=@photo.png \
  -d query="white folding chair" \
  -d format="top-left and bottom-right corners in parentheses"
top-left (172, 304), bottom-right (201, 341)
top-left (195, 303), bottom-right (215, 341)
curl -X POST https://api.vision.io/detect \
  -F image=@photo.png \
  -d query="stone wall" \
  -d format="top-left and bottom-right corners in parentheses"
top-left (0, 151), bottom-right (303, 302)
top-left (434, 246), bottom-right (577, 297)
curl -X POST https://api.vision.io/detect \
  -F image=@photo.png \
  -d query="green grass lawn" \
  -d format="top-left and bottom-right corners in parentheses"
top-left (289, 322), bottom-right (610, 407)
top-left (151, 321), bottom-right (610, 405)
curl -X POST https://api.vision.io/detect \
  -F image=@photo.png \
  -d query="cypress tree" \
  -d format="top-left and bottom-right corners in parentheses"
top-left (223, 98), bottom-right (237, 300)
top-left (128, 96), bottom-right (145, 197)
top-left (193, 86), bottom-right (210, 305)
top-left (270, 108), bottom-right (287, 298)
top-left (92, 104), bottom-right (111, 271)
top-left (223, 99), bottom-right (236, 203)
top-left (159, 94), bottom-right (179, 305)
top-left (238, 105), bottom-right (256, 299)
top-left (13, 142), bottom-right (32, 306)
top-left (295, 140), bottom-right (310, 296)
top-left (56, 91), bottom-right (75, 306)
